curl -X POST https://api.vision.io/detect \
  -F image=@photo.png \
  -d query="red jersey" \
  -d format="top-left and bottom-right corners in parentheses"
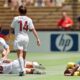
top-left (58, 17), bottom-right (73, 30)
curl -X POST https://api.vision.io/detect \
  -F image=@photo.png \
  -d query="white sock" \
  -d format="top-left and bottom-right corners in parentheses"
top-left (18, 58), bottom-right (24, 72)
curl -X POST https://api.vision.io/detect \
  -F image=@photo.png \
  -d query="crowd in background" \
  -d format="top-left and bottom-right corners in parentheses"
top-left (4, 0), bottom-right (65, 10)
top-left (3, 0), bottom-right (80, 30)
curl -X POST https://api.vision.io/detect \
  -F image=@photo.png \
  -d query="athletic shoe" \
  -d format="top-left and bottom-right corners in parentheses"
top-left (33, 69), bottom-right (46, 74)
top-left (19, 72), bottom-right (24, 76)
top-left (36, 64), bottom-right (45, 69)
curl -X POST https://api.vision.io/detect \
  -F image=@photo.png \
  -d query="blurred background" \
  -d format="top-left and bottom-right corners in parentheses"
top-left (0, 0), bottom-right (80, 53)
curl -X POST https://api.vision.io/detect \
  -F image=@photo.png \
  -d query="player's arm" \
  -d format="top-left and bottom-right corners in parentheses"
top-left (29, 19), bottom-right (41, 46)
top-left (31, 28), bottom-right (41, 46)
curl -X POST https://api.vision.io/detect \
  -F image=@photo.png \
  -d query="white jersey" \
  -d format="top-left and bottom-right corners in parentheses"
top-left (0, 37), bottom-right (9, 51)
top-left (0, 63), bottom-right (12, 74)
top-left (0, 60), bottom-right (24, 74)
top-left (11, 16), bottom-right (34, 37)
top-left (11, 16), bottom-right (34, 51)
top-left (11, 59), bottom-right (24, 74)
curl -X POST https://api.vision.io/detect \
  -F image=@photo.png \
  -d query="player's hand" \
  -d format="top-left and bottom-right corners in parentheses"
top-left (37, 39), bottom-right (41, 46)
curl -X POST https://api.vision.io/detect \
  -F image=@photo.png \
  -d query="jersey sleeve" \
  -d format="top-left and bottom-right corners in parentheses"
top-left (28, 19), bottom-right (34, 29)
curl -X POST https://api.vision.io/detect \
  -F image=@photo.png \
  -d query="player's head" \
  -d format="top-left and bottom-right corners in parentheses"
top-left (67, 62), bottom-right (75, 68)
top-left (62, 11), bottom-right (67, 19)
top-left (18, 5), bottom-right (27, 15)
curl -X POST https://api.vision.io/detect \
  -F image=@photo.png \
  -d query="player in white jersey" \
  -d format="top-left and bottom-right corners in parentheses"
top-left (0, 34), bottom-right (10, 60)
top-left (11, 5), bottom-right (41, 76)
top-left (0, 59), bottom-right (45, 74)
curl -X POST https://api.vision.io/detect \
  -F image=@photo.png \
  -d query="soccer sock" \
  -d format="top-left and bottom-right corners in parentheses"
top-left (23, 59), bottom-right (25, 68)
top-left (18, 58), bottom-right (24, 72)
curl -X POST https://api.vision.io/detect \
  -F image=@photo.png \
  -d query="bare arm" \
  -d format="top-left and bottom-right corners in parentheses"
top-left (31, 28), bottom-right (41, 46)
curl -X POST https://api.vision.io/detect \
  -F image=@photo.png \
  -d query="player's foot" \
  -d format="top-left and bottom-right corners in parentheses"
top-left (36, 64), bottom-right (45, 69)
top-left (19, 72), bottom-right (24, 76)
top-left (33, 69), bottom-right (46, 74)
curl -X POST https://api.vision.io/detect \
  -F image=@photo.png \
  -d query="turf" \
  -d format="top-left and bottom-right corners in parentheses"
top-left (0, 52), bottom-right (80, 80)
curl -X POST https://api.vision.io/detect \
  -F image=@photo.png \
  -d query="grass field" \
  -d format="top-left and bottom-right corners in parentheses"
top-left (0, 52), bottom-right (80, 80)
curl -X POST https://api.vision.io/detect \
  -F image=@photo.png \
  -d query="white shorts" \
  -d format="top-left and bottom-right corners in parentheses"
top-left (0, 37), bottom-right (9, 51)
top-left (14, 35), bottom-right (29, 51)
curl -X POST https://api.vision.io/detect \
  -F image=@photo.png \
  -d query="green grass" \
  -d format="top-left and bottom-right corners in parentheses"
top-left (0, 52), bottom-right (80, 80)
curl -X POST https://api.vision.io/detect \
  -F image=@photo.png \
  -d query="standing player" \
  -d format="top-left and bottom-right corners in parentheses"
top-left (11, 5), bottom-right (41, 76)
top-left (0, 34), bottom-right (10, 61)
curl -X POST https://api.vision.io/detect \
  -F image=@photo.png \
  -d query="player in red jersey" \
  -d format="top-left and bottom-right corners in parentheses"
top-left (57, 12), bottom-right (73, 30)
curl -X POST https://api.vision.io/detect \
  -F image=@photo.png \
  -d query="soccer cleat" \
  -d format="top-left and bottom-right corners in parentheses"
top-left (19, 72), bottom-right (24, 76)
top-left (36, 71), bottom-right (46, 74)
top-left (33, 69), bottom-right (46, 74)
top-left (36, 64), bottom-right (45, 69)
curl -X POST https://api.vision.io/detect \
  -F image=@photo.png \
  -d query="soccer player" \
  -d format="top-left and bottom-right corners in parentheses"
top-left (11, 5), bottom-right (41, 76)
top-left (0, 34), bottom-right (10, 61)
top-left (0, 59), bottom-right (45, 74)
top-left (64, 62), bottom-right (80, 76)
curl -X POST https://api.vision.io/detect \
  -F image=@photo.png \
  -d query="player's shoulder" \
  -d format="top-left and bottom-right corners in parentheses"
top-left (26, 16), bottom-right (32, 21)
top-left (12, 16), bottom-right (19, 21)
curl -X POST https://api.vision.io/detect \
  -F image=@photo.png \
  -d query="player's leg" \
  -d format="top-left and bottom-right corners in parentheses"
top-left (23, 51), bottom-right (26, 67)
top-left (23, 37), bottom-right (29, 68)
top-left (32, 62), bottom-right (45, 69)
top-left (25, 61), bottom-right (45, 69)
top-left (14, 39), bottom-right (25, 76)
top-left (25, 68), bottom-right (46, 74)
top-left (17, 50), bottom-right (24, 76)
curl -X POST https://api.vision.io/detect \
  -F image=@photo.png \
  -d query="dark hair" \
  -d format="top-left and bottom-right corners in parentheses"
top-left (18, 5), bottom-right (27, 15)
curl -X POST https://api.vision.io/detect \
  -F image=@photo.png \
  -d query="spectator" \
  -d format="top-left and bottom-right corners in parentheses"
top-left (9, 0), bottom-right (34, 10)
top-left (23, 0), bottom-right (34, 6)
top-left (44, 0), bottom-right (55, 7)
top-left (34, 0), bottom-right (45, 7)
top-left (4, 0), bottom-right (11, 8)
top-left (11, 0), bottom-right (22, 11)
top-left (57, 11), bottom-right (74, 30)
top-left (55, 0), bottom-right (65, 7)
top-left (4, 0), bottom-right (23, 11)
